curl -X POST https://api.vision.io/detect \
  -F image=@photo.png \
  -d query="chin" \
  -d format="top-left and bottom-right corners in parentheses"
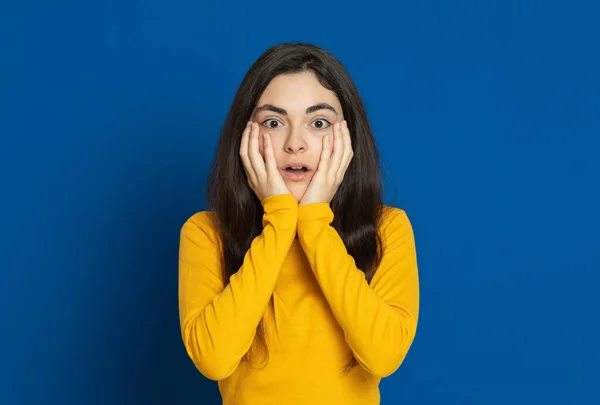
top-left (291, 191), bottom-right (304, 203)
top-left (287, 184), bottom-right (307, 203)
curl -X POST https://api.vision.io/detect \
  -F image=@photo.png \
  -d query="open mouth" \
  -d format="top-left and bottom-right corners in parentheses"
top-left (285, 166), bottom-right (309, 173)
top-left (281, 165), bottom-right (312, 181)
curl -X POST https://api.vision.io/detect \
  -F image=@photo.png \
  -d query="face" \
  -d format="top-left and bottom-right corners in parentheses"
top-left (251, 71), bottom-right (344, 202)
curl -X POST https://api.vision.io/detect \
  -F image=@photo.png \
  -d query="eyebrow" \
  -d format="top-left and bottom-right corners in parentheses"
top-left (254, 103), bottom-right (338, 117)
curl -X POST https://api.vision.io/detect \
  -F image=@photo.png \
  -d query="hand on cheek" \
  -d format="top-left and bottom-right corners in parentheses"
top-left (299, 120), bottom-right (354, 206)
top-left (239, 122), bottom-right (290, 201)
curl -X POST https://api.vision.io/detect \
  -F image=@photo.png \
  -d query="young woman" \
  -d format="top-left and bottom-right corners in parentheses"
top-left (178, 42), bottom-right (420, 405)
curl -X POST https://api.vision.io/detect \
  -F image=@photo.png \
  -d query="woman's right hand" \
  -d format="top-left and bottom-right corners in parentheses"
top-left (239, 121), bottom-right (290, 202)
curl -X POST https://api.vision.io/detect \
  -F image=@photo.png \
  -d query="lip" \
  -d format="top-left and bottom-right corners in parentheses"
top-left (280, 168), bottom-right (313, 182)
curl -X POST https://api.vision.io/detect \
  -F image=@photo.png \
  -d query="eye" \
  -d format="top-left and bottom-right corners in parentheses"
top-left (262, 119), bottom-right (283, 129)
top-left (311, 119), bottom-right (331, 130)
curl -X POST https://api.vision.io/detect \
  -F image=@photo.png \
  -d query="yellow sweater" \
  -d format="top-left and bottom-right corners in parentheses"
top-left (178, 193), bottom-right (419, 405)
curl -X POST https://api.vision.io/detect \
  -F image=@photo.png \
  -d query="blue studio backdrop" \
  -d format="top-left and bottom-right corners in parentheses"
top-left (1, 1), bottom-right (599, 404)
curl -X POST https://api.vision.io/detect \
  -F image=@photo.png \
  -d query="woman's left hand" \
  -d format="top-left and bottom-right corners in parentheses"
top-left (299, 120), bottom-right (354, 206)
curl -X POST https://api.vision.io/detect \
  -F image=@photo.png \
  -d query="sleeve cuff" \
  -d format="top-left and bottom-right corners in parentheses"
top-left (298, 202), bottom-right (334, 223)
top-left (261, 193), bottom-right (298, 213)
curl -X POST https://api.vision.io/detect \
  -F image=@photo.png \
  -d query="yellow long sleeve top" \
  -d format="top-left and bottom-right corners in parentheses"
top-left (178, 193), bottom-right (419, 405)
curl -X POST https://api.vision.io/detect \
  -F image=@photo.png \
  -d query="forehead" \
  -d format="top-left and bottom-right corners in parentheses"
top-left (257, 71), bottom-right (341, 113)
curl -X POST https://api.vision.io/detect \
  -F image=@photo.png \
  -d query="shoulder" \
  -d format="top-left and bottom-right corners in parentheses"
top-left (180, 210), bottom-right (221, 248)
top-left (379, 205), bottom-right (415, 245)
top-left (381, 204), bottom-right (411, 229)
top-left (179, 210), bottom-right (224, 282)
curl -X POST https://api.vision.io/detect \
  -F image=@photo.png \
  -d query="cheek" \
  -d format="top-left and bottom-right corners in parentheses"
top-left (310, 137), bottom-right (325, 156)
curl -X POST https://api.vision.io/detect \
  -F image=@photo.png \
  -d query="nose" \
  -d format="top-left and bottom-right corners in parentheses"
top-left (283, 124), bottom-right (307, 153)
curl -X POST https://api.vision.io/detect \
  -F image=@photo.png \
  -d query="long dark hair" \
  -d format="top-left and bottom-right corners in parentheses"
top-left (205, 42), bottom-right (385, 372)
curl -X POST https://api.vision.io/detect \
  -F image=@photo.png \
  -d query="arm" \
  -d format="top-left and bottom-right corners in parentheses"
top-left (296, 204), bottom-right (420, 378)
top-left (178, 193), bottom-right (298, 380)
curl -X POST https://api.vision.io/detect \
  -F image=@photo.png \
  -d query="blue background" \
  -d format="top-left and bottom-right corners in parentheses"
top-left (1, 1), bottom-right (599, 404)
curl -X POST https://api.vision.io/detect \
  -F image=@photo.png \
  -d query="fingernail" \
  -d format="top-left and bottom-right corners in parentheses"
top-left (343, 120), bottom-right (348, 128)
top-left (246, 121), bottom-right (251, 128)
top-left (336, 122), bottom-right (341, 130)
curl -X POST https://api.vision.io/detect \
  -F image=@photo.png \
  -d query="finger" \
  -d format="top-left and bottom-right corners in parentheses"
top-left (338, 120), bottom-right (353, 178)
top-left (329, 122), bottom-right (344, 177)
top-left (318, 133), bottom-right (332, 173)
top-left (239, 121), bottom-right (258, 185)
top-left (248, 122), bottom-right (267, 179)
top-left (263, 132), bottom-right (278, 174)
